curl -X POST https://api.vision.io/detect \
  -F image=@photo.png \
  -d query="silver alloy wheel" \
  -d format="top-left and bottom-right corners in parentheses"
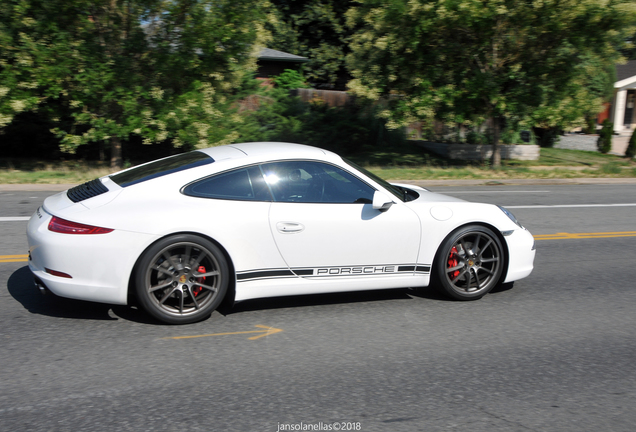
top-left (438, 226), bottom-right (503, 299)
top-left (143, 241), bottom-right (222, 318)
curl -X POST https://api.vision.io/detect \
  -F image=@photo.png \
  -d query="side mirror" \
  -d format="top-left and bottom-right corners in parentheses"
top-left (372, 191), bottom-right (394, 212)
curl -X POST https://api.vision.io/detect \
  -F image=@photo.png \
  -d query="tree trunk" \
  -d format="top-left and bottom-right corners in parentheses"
top-left (491, 116), bottom-right (501, 168)
top-left (110, 137), bottom-right (122, 169)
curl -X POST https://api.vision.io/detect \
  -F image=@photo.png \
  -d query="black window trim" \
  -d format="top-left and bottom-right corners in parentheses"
top-left (342, 158), bottom-right (410, 202)
top-left (181, 163), bottom-right (274, 202)
top-left (110, 151), bottom-right (214, 188)
top-left (258, 159), bottom-right (379, 204)
top-left (181, 159), bottom-right (381, 204)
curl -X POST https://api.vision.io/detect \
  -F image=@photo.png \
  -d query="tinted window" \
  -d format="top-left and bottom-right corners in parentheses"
top-left (110, 151), bottom-right (213, 187)
top-left (261, 161), bottom-right (375, 203)
top-left (342, 158), bottom-right (409, 202)
top-left (183, 166), bottom-right (271, 201)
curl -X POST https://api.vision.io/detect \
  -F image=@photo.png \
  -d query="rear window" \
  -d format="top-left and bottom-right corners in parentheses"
top-left (183, 166), bottom-right (272, 201)
top-left (110, 151), bottom-right (214, 187)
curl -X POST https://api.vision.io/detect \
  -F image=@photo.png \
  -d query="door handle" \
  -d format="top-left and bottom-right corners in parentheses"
top-left (276, 222), bottom-right (305, 233)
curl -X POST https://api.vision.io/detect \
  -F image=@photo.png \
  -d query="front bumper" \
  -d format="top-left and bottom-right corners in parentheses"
top-left (503, 228), bottom-right (536, 283)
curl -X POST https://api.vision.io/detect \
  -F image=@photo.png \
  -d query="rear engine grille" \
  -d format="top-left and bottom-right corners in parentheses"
top-left (67, 179), bottom-right (109, 203)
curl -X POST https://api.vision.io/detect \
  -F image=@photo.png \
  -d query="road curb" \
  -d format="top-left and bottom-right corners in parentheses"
top-left (0, 184), bottom-right (77, 192)
top-left (395, 178), bottom-right (636, 187)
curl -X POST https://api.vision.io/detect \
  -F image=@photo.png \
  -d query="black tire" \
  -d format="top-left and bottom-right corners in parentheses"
top-left (134, 234), bottom-right (229, 324)
top-left (433, 225), bottom-right (504, 300)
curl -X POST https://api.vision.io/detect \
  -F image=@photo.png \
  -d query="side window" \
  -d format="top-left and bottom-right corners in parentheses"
top-left (183, 166), bottom-right (272, 201)
top-left (260, 161), bottom-right (375, 204)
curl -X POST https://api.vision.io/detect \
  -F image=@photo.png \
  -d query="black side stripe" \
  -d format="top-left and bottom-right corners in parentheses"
top-left (293, 269), bottom-right (314, 276)
top-left (236, 270), bottom-right (295, 281)
top-left (398, 265), bottom-right (431, 273)
top-left (237, 264), bottom-right (431, 282)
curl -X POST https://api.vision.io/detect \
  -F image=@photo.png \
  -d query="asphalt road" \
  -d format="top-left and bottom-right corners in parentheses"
top-left (0, 184), bottom-right (635, 432)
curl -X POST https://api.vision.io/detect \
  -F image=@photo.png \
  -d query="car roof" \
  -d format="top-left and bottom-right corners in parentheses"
top-left (197, 142), bottom-right (330, 162)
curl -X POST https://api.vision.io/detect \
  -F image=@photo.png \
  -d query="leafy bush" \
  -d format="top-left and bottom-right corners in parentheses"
top-left (584, 115), bottom-right (597, 135)
top-left (500, 126), bottom-right (535, 145)
top-left (597, 120), bottom-right (613, 154)
top-left (465, 130), bottom-right (490, 145)
top-left (626, 129), bottom-right (636, 159)
top-left (533, 127), bottom-right (561, 148)
top-left (237, 85), bottom-right (405, 156)
top-left (273, 69), bottom-right (310, 90)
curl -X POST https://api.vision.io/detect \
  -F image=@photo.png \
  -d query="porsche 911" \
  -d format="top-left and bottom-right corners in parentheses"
top-left (27, 142), bottom-right (535, 324)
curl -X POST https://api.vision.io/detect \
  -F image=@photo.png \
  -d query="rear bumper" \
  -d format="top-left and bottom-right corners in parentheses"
top-left (27, 207), bottom-right (156, 305)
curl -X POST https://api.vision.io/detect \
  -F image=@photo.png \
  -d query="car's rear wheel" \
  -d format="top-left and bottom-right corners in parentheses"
top-left (134, 234), bottom-right (228, 324)
top-left (434, 225), bottom-right (504, 300)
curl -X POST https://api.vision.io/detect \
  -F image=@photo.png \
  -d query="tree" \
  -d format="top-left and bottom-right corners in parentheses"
top-left (529, 58), bottom-right (616, 134)
top-left (0, 0), bottom-right (268, 168)
top-left (0, 1), bottom-right (56, 132)
top-left (267, 0), bottom-right (355, 89)
top-left (624, 28), bottom-right (636, 60)
top-left (346, 0), bottom-right (633, 166)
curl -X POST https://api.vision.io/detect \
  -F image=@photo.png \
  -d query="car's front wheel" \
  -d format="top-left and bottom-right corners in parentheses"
top-left (434, 225), bottom-right (504, 300)
top-left (134, 234), bottom-right (229, 324)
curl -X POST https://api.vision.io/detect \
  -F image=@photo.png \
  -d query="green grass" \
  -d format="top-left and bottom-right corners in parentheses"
top-left (512, 147), bottom-right (630, 167)
top-left (0, 159), bottom-right (115, 184)
top-left (369, 165), bottom-right (636, 181)
top-left (353, 145), bottom-right (636, 181)
top-left (1, 145), bottom-right (635, 184)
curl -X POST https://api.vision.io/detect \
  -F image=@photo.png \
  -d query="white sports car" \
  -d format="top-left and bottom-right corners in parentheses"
top-left (27, 142), bottom-right (535, 324)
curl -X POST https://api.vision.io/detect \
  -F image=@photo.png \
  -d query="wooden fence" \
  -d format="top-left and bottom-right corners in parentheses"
top-left (291, 89), bottom-right (354, 107)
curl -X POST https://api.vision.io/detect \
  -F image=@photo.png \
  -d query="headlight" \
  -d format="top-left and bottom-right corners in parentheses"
top-left (498, 205), bottom-right (524, 229)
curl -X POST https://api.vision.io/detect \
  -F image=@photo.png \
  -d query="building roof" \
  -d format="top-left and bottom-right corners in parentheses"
top-left (616, 60), bottom-right (636, 81)
top-left (258, 48), bottom-right (308, 63)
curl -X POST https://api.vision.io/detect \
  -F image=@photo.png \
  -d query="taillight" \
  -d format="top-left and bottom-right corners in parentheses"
top-left (45, 268), bottom-right (72, 278)
top-left (48, 216), bottom-right (114, 234)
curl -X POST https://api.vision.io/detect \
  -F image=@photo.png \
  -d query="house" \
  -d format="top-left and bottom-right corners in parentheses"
top-left (256, 48), bottom-right (308, 80)
top-left (600, 60), bottom-right (636, 132)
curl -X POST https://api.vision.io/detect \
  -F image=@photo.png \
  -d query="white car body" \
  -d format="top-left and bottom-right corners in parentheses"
top-left (27, 142), bottom-right (535, 322)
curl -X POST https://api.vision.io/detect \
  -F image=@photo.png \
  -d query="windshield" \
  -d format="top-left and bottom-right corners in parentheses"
top-left (342, 158), bottom-right (406, 202)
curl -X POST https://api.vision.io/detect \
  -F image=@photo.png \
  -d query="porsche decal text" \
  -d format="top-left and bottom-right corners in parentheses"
top-left (316, 266), bottom-right (395, 275)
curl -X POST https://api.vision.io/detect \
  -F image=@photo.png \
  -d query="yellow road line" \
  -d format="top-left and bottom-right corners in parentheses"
top-left (534, 231), bottom-right (636, 240)
top-left (164, 325), bottom-right (283, 341)
top-left (0, 254), bottom-right (28, 263)
top-left (1, 231), bottom-right (635, 263)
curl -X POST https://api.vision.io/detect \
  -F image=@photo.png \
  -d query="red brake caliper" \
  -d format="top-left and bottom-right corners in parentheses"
top-left (193, 266), bottom-right (205, 296)
top-left (448, 247), bottom-right (460, 279)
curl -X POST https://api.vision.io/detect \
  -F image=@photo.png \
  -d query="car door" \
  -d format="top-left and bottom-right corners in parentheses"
top-left (264, 161), bottom-right (422, 280)
top-left (182, 165), bottom-right (287, 276)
